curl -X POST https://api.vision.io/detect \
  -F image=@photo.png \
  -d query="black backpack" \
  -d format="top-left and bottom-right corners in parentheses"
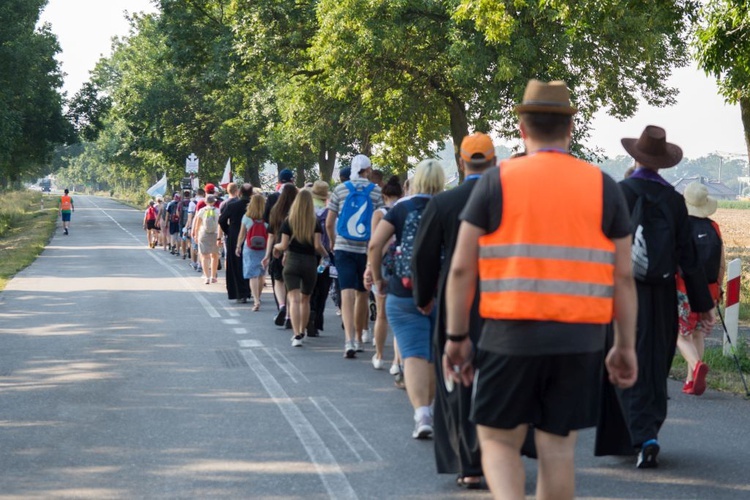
top-left (621, 180), bottom-right (676, 284)
top-left (689, 217), bottom-right (722, 283)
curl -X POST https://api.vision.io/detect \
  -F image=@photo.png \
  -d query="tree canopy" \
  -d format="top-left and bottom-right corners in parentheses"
top-left (19, 0), bottom-right (749, 196)
top-left (0, 0), bottom-right (71, 187)
top-left (695, 0), bottom-right (750, 160)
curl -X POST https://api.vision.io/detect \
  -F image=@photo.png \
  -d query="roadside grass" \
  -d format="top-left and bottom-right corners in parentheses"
top-left (671, 342), bottom-right (750, 396)
top-left (0, 191), bottom-right (58, 291)
top-left (718, 200), bottom-right (750, 210)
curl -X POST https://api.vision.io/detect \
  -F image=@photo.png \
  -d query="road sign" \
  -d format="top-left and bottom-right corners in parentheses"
top-left (185, 153), bottom-right (199, 174)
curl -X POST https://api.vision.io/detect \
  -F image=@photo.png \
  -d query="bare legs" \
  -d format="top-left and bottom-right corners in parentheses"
top-left (341, 289), bottom-right (357, 343)
top-left (355, 290), bottom-right (369, 343)
top-left (478, 425), bottom-right (577, 500)
top-left (250, 276), bottom-right (263, 308)
top-left (677, 329), bottom-right (706, 382)
top-left (287, 289), bottom-right (311, 336)
top-left (403, 357), bottom-right (435, 410)
top-left (373, 293), bottom-right (388, 360)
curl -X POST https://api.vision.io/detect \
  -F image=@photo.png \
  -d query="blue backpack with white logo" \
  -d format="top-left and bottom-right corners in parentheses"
top-left (336, 181), bottom-right (375, 241)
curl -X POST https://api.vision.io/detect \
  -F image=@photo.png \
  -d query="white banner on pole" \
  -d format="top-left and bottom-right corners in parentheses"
top-left (185, 153), bottom-right (199, 174)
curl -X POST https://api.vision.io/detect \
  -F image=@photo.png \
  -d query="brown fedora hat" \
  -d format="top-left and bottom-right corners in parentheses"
top-left (515, 79), bottom-right (577, 115)
top-left (621, 125), bottom-right (682, 169)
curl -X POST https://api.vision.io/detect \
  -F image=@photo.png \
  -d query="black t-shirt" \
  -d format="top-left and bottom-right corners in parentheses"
top-left (383, 195), bottom-right (432, 298)
top-left (280, 218), bottom-right (322, 256)
top-left (459, 163), bottom-right (631, 355)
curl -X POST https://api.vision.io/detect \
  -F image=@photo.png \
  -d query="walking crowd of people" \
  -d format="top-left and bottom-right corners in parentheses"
top-left (138, 79), bottom-right (726, 499)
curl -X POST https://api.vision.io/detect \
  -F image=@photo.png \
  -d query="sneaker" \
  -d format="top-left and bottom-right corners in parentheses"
top-left (389, 363), bottom-right (401, 376)
top-left (292, 335), bottom-right (304, 347)
top-left (285, 318), bottom-right (292, 329)
top-left (636, 439), bottom-right (660, 469)
top-left (354, 341), bottom-right (363, 352)
top-left (394, 369), bottom-right (406, 390)
top-left (274, 306), bottom-right (287, 326)
top-left (362, 330), bottom-right (371, 344)
top-left (682, 380), bottom-right (695, 395)
top-left (412, 415), bottom-right (433, 439)
top-left (692, 361), bottom-right (709, 396)
top-left (371, 355), bottom-right (385, 370)
top-left (211, 277), bottom-right (217, 283)
top-left (344, 341), bottom-right (356, 359)
top-left (63, 228), bottom-right (68, 235)
top-left (204, 277), bottom-right (210, 285)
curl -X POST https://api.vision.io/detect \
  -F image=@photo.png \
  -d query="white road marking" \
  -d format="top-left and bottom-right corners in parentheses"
top-left (240, 349), bottom-right (357, 500)
top-left (261, 347), bottom-right (309, 384)
top-left (222, 305), bottom-right (240, 317)
top-left (310, 397), bottom-right (383, 463)
top-left (88, 197), bottom-right (220, 318)
top-left (237, 339), bottom-right (263, 348)
top-left (222, 319), bottom-right (240, 325)
top-left (234, 328), bottom-right (248, 335)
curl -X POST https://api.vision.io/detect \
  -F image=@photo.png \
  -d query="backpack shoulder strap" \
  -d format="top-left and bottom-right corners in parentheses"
top-left (344, 181), bottom-right (355, 192)
top-left (364, 182), bottom-right (376, 195)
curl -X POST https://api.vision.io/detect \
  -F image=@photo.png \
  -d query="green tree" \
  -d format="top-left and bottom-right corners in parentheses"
top-left (695, 0), bottom-right (750, 161)
top-left (0, 0), bottom-right (71, 187)
top-left (311, 0), bottom-right (698, 177)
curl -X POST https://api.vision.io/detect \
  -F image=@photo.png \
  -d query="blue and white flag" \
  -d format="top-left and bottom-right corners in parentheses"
top-left (147, 174), bottom-right (167, 197)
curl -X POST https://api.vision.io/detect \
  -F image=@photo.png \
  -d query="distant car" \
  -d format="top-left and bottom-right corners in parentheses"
top-left (41, 186), bottom-right (51, 193)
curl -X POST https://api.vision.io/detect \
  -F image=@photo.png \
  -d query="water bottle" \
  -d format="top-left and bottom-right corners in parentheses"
top-left (317, 257), bottom-right (330, 274)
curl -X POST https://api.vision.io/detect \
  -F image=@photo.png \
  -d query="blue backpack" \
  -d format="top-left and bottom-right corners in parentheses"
top-left (336, 181), bottom-right (375, 241)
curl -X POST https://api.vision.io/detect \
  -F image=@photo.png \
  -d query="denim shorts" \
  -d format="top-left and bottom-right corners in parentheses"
top-left (334, 250), bottom-right (367, 292)
top-left (385, 294), bottom-right (435, 362)
top-left (61, 212), bottom-right (71, 222)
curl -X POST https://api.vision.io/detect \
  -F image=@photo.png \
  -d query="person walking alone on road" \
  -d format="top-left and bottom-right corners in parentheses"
top-left (445, 80), bottom-right (638, 498)
top-left (677, 182), bottom-right (724, 396)
top-left (369, 159), bottom-right (444, 440)
top-left (272, 189), bottom-right (329, 347)
top-left (58, 189), bottom-right (74, 235)
top-left (237, 194), bottom-right (269, 311)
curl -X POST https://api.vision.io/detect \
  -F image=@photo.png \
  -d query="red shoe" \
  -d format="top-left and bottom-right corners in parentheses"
top-left (682, 380), bottom-right (695, 394)
top-left (692, 362), bottom-right (709, 396)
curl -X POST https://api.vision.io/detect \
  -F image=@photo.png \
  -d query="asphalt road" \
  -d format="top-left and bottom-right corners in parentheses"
top-left (0, 195), bottom-right (749, 499)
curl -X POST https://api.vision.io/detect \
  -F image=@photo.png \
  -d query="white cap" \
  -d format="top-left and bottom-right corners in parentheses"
top-left (350, 154), bottom-right (372, 180)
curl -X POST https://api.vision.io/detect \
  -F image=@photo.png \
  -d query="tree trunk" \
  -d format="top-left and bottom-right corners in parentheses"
top-left (318, 142), bottom-right (336, 182)
top-left (295, 164), bottom-right (306, 188)
top-left (244, 151), bottom-right (260, 189)
top-left (449, 97), bottom-right (469, 183)
top-left (741, 95), bottom-right (750, 174)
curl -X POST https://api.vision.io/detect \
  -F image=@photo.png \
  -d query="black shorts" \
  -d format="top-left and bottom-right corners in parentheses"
top-left (283, 252), bottom-right (317, 295)
top-left (146, 220), bottom-right (157, 230)
top-left (471, 350), bottom-right (604, 436)
top-left (269, 256), bottom-right (284, 281)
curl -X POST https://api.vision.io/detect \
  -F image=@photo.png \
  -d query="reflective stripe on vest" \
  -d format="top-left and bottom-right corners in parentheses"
top-left (478, 153), bottom-right (615, 324)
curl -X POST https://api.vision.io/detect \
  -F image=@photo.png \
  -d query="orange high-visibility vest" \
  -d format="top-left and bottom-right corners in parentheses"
top-left (478, 153), bottom-right (615, 324)
top-left (60, 196), bottom-right (72, 211)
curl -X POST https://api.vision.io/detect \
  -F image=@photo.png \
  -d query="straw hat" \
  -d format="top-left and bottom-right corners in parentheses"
top-left (515, 79), bottom-right (577, 115)
top-left (684, 182), bottom-right (717, 219)
top-left (310, 180), bottom-right (329, 201)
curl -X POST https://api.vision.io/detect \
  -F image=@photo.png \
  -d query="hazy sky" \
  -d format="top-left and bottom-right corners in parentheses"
top-left (40, 0), bottom-right (747, 160)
